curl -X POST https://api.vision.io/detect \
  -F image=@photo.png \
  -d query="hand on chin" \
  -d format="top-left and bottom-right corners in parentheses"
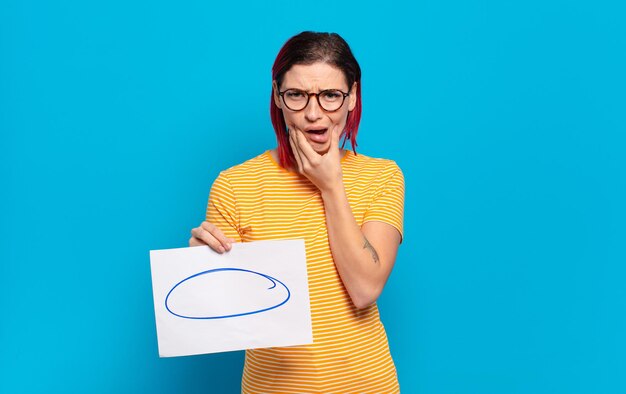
top-left (288, 125), bottom-right (343, 192)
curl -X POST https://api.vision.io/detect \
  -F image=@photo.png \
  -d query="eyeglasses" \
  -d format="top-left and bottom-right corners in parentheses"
top-left (278, 89), bottom-right (350, 112)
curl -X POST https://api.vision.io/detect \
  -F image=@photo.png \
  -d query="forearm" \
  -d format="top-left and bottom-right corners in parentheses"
top-left (286, 128), bottom-right (400, 308)
top-left (321, 182), bottom-right (387, 309)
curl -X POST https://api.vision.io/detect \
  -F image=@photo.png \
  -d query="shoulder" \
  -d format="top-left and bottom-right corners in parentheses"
top-left (212, 151), bottom-right (290, 194)
top-left (209, 152), bottom-right (272, 203)
top-left (344, 151), bottom-right (403, 181)
top-left (211, 151), bottom-right (281, 186)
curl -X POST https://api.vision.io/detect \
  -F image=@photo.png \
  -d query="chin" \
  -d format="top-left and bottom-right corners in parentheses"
top-left (311, 143), bottom-right (331, 155)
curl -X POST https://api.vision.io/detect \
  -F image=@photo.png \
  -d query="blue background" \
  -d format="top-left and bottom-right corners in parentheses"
top-left (1, 0), bottom-right (625, 393)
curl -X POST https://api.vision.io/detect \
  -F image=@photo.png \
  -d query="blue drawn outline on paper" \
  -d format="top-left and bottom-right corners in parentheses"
top-left (165, 268), bottom-right (291, 320)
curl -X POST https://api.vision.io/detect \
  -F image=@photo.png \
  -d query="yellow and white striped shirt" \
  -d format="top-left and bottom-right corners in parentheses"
top-left (207, 150), bottom-right (404, 393)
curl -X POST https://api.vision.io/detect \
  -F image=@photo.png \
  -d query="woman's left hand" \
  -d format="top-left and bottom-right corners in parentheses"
top-left (288, 125), bottom-right (344, 193)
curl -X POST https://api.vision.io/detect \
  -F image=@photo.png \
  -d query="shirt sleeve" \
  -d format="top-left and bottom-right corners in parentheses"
top-left (205, 172), bottom-right (243, 242)
top-left (362, 162), bottom-right (405, 241)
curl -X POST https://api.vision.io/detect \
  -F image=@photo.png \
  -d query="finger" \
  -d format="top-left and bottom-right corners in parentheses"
top-left (191, 227), bottom-right (222, 252)
top-left (200, 221), bottom-right (234, 251)
top-left (189, 236), bottom-right (205, 247)
top-left (191, 226), bottom-right (225, 253)
top-left (293, 127), bottom-right (318, 162)
top-left (191, 227), bottom-right (224, 253)
top-left (289, 129), bottom-right (304, 172)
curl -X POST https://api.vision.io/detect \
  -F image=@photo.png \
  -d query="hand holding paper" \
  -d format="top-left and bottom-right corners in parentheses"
top-left (150, 239), bottom-right (312, 357)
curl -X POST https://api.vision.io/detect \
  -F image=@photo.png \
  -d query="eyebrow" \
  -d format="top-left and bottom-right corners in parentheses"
top-left (281, 87), bottom-right (346, 92)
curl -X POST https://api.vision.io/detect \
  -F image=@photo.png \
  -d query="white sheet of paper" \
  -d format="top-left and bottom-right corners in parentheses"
top-left (149, 239), bottom-right (312, 357)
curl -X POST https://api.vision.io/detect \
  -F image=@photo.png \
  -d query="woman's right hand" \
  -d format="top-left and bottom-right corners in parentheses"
top-left (189, 221), bottom-right (235, 254)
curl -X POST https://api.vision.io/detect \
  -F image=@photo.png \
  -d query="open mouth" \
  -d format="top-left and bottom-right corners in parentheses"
top-left (306, 128), bottom-right (330, 144)
top-left (305, 128), bottom-right (328, 135)
top-left (304, 128), bottom-right (329, 144)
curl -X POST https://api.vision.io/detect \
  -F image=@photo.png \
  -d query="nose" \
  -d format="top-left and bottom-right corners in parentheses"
top-left (304, 94), bottom-right (323, 122)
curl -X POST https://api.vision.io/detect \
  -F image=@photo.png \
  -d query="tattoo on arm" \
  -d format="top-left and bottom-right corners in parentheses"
top-left (363, 237), bottom-right (380, 264)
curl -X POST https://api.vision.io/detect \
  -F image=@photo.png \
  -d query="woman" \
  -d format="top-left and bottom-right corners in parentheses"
top-left (190, 31), bottom-right (404, 393)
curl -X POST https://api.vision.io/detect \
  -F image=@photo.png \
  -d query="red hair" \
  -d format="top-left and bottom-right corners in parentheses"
top-left (270, 32), bottom-right (362, 169)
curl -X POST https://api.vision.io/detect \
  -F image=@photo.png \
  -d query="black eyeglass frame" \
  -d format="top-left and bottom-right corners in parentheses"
top-left (278, 89), bottom-right (350, 112)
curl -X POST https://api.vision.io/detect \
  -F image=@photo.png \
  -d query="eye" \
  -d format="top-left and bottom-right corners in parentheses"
top-left (285, 90), bottom-right (306, 99)
top-left (321, 90), bottom-right (343, 101)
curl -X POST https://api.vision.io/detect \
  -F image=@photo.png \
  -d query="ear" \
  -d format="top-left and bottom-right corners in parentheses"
top-left (348, 81), bottom-right (358, 111)
top-left (272, 80), bottom-right (282, 109)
